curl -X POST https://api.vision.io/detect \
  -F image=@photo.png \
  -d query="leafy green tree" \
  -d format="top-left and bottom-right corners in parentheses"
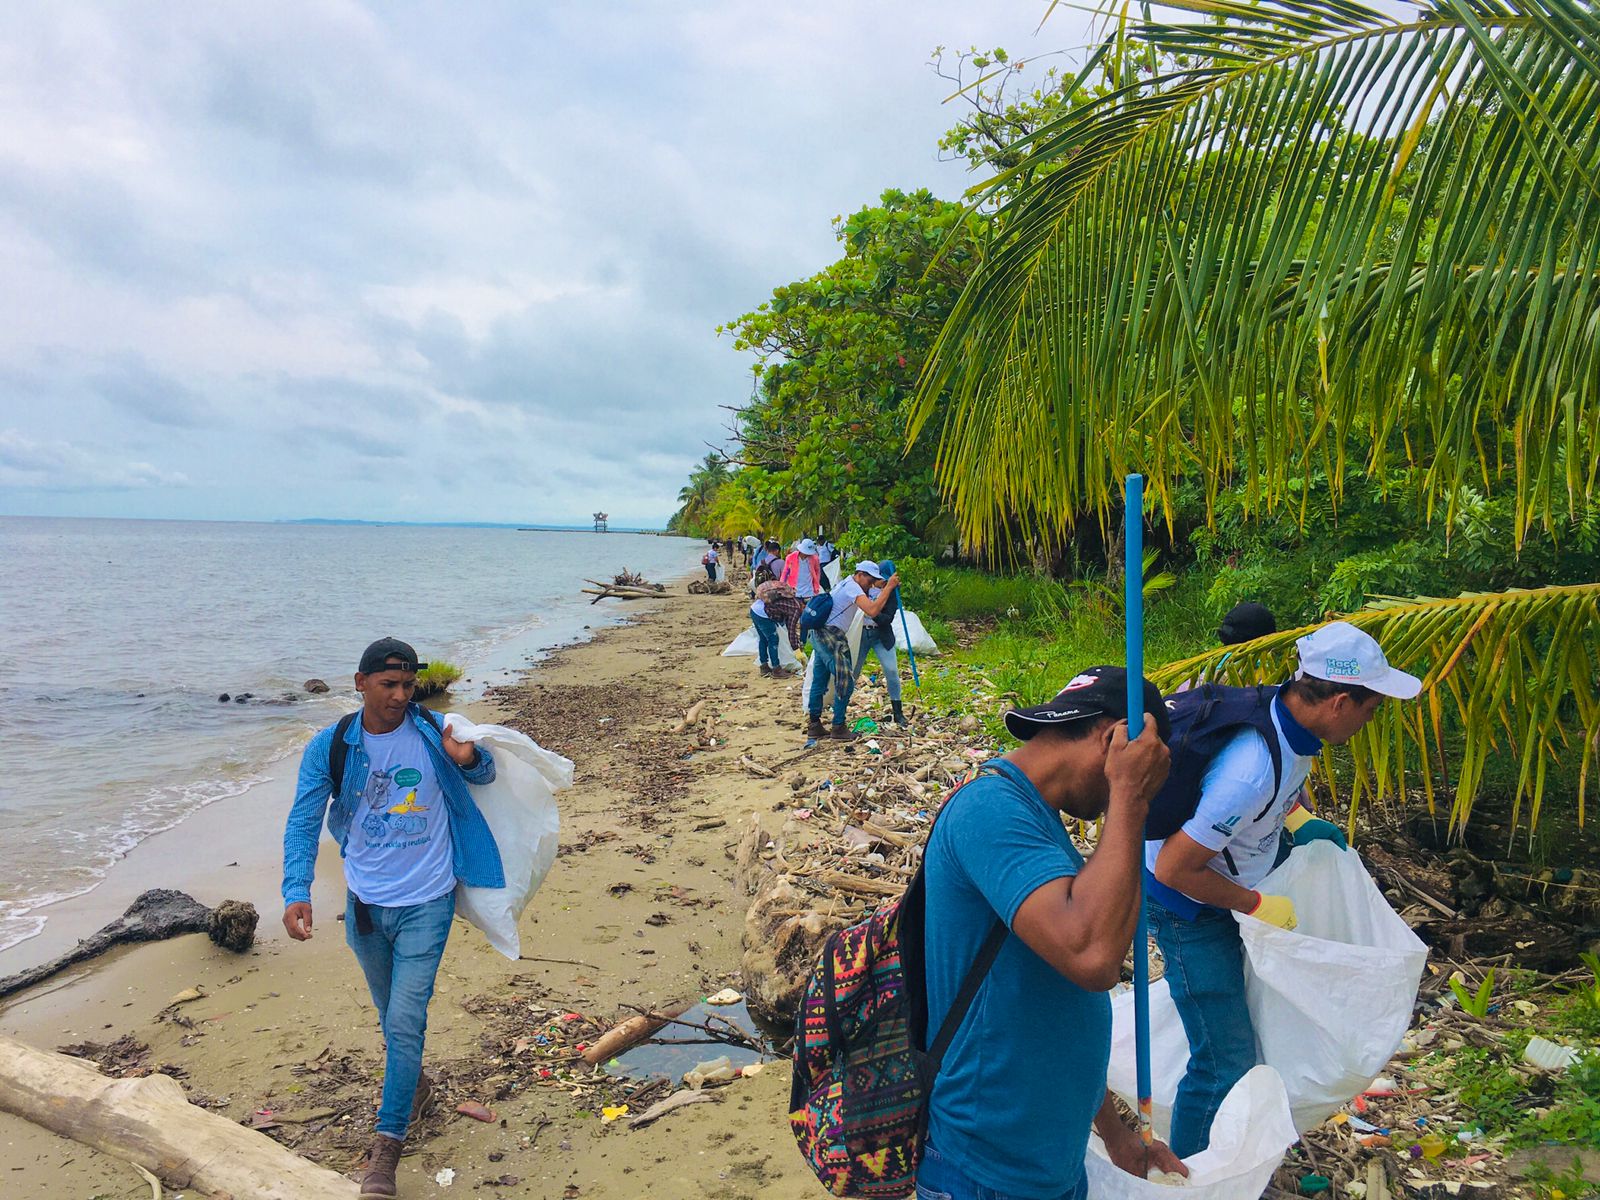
top-left (911, 0), bottom-right (1600, 829)
top-left (720, 188), bottom-right (984, 557)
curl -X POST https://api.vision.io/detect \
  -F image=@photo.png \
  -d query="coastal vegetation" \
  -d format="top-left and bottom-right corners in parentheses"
top-left (673, 0), bottom-right (1600, 840)
top-left (413, 661), bottom-right (462, 700)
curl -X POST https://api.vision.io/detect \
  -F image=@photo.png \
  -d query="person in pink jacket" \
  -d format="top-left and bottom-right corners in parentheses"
top-left (780, 538), bottom-right (823, 600)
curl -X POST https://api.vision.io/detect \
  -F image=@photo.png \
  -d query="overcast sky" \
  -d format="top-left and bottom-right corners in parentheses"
top-left (0, 1), bottom-right (1088, 526)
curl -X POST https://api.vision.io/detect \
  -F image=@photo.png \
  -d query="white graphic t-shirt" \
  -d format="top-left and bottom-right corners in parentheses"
top-left (343, 719), bottom-right (455, 907)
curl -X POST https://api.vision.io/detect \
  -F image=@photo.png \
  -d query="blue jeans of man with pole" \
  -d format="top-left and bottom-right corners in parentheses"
top-left (806, 629), bottom-right (852, 726)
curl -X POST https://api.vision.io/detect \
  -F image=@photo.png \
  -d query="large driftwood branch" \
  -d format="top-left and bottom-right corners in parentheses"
top-left (0, 1033), bottom-right (355, 1199)
top-left (0, 889), bottom-right (257, 1000)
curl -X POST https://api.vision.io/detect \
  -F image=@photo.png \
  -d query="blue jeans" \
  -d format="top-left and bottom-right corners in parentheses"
top-left (806, 632), bottom-right (850, 725)
top-left (751, 612), bottom-right (781, 669)
top-left (1145, 896), bottom-right (1258, 1158)
top-left (916, 1142), bottom-right (1086, 1200)
top-left (854, 629), bottom-right (903, 702)
top-left (345, 889), bottom-right (456, 1138)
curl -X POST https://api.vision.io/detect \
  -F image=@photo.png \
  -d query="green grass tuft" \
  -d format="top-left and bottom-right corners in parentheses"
top-left (414, 661), bottom-right (463, 699)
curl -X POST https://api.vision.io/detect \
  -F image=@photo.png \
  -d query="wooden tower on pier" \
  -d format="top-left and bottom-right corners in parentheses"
top-left (593, 512), bottom-right (609, 532)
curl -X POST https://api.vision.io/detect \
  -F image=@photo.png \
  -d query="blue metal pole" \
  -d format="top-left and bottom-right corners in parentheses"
top-left (899, 605), bottom-right (921, 688)
top-left (1126, 473), bottom-right (1154, 1148)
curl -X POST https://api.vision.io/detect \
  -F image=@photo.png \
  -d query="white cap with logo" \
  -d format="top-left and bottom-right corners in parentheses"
top-left (1295, 621), bottom-right (1421, 699)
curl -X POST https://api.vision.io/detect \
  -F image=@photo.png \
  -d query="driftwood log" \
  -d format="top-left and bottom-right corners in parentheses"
top-left (0, 889), bottom-right (258, 1000)
top-left (0, 1033), bottom-right (356, 1198)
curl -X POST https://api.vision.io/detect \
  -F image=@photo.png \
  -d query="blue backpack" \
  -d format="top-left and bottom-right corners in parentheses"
top-left (1145, 683), bottom-right (1284, 839)
top-left (799, 593), bottom-right (834, 633)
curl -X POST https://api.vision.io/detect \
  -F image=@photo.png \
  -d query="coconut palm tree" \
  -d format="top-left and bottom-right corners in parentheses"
top-left (909, 0), bottom-right (1600, 830)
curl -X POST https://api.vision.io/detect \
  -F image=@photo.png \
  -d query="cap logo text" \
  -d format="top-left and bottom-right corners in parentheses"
top-left (1324, 656), bottom-right (1362, 678)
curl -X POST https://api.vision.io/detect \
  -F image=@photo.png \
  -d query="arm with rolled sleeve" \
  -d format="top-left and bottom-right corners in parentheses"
top-left (281, 725), bottom-right (335, 907)
top-left (459, 743), bottom-right (496, 785)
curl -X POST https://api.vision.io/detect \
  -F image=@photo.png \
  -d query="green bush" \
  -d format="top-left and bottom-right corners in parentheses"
top-left (414, 661), bottom-right (463, 699)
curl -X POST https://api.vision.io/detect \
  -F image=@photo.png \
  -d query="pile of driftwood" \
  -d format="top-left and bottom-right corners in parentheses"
top-left (688, 578), bottom-right (734, 595)
top-left (733, 729), bottom-right (996, 1024)
top-left (582, 569), bottom-right (667, 603)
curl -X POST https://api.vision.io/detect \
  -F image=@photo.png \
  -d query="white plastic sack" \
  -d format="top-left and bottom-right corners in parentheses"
top-left (1109, 843), bottom-right (1428, 1134)
top-left (720, 626), bottom-right (800, 667)
top-left (1238, 841), bottom-right (1428, 1129)
top-left (894, 609), bottom-right (940, 656)
top-left (441, 713), bottom-right (570, 961)
top-left (1086, 1066), bottom-right (1297, 1200)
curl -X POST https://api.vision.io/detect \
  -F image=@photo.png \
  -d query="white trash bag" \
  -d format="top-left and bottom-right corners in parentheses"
top-left (441, 714), bottom-right (570, 961)
top-left (1086, 1066), bottom-right (1297, 1200)
top-left (1238, 841), bottom-right (1428, 1129)
top-left (893, 609), bottom-right (940, 656)
top-left (1109, 842), bottom-right (1428, 1134)
top-left (720, 626), bottom-right (800, 667)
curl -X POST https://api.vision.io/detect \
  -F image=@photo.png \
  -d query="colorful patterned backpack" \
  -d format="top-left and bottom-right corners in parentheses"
top-left (788, 770), bottom-right (1008, 1197)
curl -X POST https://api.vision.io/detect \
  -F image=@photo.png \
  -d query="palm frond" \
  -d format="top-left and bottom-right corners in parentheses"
top-left (1152, 581), bottom-right (1600, 833)
top-left (910, 0), bottom-right (1600, 549)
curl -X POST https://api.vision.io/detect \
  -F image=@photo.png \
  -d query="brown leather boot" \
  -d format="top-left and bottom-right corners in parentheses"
top-left (359, 1134), bottom-right (404, 1199)
top-left (805, 715), bottom-right (826, 740)
top-left (828, 722), bottom-right (858, 741)
top-left (410, 1070), bottom-right (435, 1124)
top-left (759, 664), bottom-right (773, 677)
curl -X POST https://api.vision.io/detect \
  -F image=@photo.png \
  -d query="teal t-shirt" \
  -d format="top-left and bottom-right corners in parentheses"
top-left (923, 759), bottom-right (1112, 1198)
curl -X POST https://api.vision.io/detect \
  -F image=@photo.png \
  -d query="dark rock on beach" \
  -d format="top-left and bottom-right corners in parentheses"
top-left (218, 693), bottom-right (230, 703)
top-left (303, 678), bottom-right (330, 694)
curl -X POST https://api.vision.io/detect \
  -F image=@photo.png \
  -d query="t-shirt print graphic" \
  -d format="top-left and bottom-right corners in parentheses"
top-left (360, 764), bottom-right (430, 843)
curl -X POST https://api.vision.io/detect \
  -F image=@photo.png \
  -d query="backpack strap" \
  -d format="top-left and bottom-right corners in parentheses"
top-left (923, 915), bottom-right (1008, 1075)
top-left (328, 705), bottom-right (444, 800)
top-left (327, 711), bottom-right (359, 800)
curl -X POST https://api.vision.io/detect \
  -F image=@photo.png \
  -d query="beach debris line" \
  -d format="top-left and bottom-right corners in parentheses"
top-left (582, 569), bottom-right (667, 603)
top-left (0, 890), bottom-right (258, 1000)
top-left (0, 1033), bottom-right (358, 1200)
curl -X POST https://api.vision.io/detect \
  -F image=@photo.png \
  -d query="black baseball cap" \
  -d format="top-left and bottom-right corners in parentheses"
top-left (1003, 666), bottom-right (1170, 742)
top-left (358, 638), bottom-right (429, 675)
top-left (1218, 601), bottom-right (1276, 645)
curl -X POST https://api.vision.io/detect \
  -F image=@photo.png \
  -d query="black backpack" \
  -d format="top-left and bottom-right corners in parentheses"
top-left (327, 707), bottom-right (442, 798)
top-left (1145, 684), bottom-right (1284, 840)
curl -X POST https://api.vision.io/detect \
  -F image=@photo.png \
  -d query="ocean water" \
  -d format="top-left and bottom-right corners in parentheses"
top-left (0, 516), bottom-right (699, 953)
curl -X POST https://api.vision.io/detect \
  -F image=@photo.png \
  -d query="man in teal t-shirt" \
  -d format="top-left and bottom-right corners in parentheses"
top-left (921, 667), bottom-right (1187, 1200)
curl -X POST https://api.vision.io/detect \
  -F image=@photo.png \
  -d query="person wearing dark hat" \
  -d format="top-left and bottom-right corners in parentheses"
top-left (281, 638), bottom-right (502, 1199)
top-left (918, 668), bottom-right (1186, 1200)
top-left (1176, 601), bottom-right (1279, 693)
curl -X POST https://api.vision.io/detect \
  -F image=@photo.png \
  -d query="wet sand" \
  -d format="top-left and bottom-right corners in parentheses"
top-left (0, 586), bottom-right (837, 1199)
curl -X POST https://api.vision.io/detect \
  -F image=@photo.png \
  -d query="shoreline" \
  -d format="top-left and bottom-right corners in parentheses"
top-left (0, 582), bottom-right (833, 1200)
top-left (0, 577), bottom-right (694, 978)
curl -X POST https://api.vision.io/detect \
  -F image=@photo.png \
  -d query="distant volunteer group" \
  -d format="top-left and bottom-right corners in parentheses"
top-left (741, 534), bottom-right (911, 738)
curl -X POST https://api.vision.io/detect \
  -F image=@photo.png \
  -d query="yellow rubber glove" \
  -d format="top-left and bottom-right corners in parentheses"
top-left (1246, 892), bottom-right (1298, 930)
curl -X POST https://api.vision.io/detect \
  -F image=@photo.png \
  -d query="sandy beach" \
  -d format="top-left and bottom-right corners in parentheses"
top-left (0, 585), bottom-right (835, 1199)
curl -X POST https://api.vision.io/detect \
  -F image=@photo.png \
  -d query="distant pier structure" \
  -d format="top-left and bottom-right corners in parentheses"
top-left (593, 511), bottom-right (609, 533)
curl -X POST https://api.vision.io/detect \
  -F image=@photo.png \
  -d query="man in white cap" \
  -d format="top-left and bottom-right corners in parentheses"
top-left (805, 560), bottom-right (900, 740)
top-left (1144, 621), bottom-right (1421, 1158)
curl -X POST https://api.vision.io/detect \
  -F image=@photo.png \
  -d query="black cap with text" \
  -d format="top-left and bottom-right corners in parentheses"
top-left (358, 638), bottom-right (429, 675)
top-left (1003, 666), bottom-right (1170, 742)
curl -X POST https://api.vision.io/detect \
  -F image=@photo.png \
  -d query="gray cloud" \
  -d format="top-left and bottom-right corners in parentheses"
top-left (0, 0), bottom-right (1081, 523)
